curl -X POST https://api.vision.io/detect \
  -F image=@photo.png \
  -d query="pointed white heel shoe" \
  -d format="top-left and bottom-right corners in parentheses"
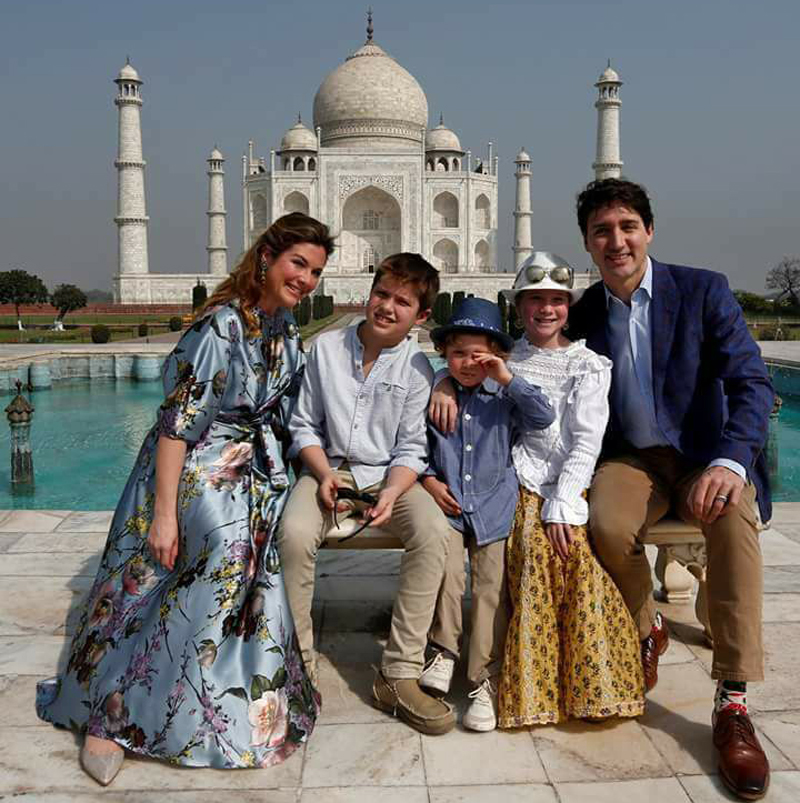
top-left (80, 740), bottom-right (125, 786)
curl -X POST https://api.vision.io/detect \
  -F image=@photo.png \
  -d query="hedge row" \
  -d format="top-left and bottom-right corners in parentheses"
top-left (294, 294), bottom-right (334, 326)
top-left (430, 292), bottom-right (477, 325)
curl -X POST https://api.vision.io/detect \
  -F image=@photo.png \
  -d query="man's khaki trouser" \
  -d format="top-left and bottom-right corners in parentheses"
top-left (428, 527), bottom-right (508, 686)
top-left (589, 446), bottom-right (764, 682)
top-left (277, 469), bottom-right (451, 679)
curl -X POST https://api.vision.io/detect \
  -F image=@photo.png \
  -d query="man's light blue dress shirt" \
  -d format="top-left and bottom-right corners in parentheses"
top-left (604, 258), bottom-right (745, 480)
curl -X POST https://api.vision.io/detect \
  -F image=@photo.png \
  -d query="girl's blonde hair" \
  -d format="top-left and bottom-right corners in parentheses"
top-left (198, 212), bottom-right (335, 335)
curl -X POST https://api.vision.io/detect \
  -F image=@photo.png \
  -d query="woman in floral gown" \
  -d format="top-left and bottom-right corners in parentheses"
top-left (36, 213), bottom-right (334, 782)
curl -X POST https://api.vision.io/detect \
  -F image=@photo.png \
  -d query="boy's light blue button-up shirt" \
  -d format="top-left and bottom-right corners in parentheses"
top-left (288, 321), bottom-right (434, 489)
top-left (425, 375), bottom-right (554, 546)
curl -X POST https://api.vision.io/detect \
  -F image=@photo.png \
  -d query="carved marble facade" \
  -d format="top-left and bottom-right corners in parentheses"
top-left (243, 147), bottom-right (504, 304)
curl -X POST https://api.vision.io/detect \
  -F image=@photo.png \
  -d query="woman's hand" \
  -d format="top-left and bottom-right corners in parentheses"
top-left (148, 514), bottom-right (180, 571)
top-left (474, 352), bottom-right (513, 386)
top-left (429, 377), bottom-right (458, 433)
top-left (544, 521), bottom-right (574, 561)
top-left (421, 476), bottom-right (462, 516)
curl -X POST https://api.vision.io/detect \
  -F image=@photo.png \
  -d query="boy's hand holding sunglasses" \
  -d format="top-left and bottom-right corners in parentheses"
top-left (332, 487), bottom-right (380, 542)
top-left (318, 472), bottom-right (343, 512)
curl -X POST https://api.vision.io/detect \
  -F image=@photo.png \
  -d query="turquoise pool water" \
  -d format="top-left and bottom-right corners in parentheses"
top-left (0, 371), bottom-right (798, 510)
top-left (1, 379), bottom-right (164, 510)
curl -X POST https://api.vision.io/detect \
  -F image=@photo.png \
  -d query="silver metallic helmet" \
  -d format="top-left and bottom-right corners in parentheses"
top-left (507, 251), bottom-right (582, 303)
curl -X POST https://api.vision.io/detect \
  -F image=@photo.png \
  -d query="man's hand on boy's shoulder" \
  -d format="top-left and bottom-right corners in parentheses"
top-left (421, 476), bottom-right (462, 517)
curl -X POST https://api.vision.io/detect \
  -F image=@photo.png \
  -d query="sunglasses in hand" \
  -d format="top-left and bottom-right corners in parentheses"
top-left (333, 487), bottom-right (379, 542)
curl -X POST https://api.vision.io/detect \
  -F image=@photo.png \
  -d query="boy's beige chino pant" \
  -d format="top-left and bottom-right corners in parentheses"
top-left (428, 529), bottom-right (508, 686)
top-left (277, 469), bottom-right (451, 679)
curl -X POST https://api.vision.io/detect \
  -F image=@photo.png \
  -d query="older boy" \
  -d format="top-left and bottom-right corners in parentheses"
top-left (277, 253), bottom-right (455, 735)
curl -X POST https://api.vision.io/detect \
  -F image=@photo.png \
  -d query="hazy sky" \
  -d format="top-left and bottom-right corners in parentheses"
top-left (1, 0), bottom-right (797, 293)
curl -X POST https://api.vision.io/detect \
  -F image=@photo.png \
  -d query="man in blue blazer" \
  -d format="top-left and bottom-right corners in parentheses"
top-left (569, 179), bottom-right (773, 800)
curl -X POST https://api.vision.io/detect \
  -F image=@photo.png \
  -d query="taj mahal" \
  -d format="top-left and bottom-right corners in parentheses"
top-left (113, 14), bottom-right (623, 304)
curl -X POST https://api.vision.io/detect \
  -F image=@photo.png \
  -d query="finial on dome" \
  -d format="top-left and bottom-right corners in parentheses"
top-left (439, 113), bottom-right (444, 126)
top-left (297, 111), bottom-right (302, 124)
top-left (366, 8), bottom-right (373, 42)
top-left (607, 58), bottom-right (611, 68)
top-left (126, 55), bottom-right (131, 65)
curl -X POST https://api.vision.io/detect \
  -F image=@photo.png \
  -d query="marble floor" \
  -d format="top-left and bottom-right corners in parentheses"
top-left (1, 505), bottom-right (800, 801)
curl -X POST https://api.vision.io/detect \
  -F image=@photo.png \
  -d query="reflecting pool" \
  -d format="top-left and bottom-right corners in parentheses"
top-left (1, 369), bottom-right (799, 510)
top-left (1, 379), bottom-right (163, 510)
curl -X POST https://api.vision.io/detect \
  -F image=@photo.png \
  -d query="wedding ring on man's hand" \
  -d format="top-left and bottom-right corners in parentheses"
top-left (715, 494), bottom-right (729, 504)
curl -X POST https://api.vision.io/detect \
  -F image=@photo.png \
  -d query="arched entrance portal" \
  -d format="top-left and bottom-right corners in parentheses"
top-left (284, 191), bottom-right (309, 215)
top-left (341, 186), bottom-right (401, 273)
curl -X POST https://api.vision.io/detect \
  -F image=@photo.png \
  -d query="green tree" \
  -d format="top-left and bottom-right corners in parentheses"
top-left (733, 290), bottom-right (772, 316)
top-left (766, 256), bottom-right (800, 305)
top-left (192, 281), bottom-right (208, 310)
top-left (0, 269), bottom-right (49, 329)
top-left (51, 284), bottom-right (88, 322)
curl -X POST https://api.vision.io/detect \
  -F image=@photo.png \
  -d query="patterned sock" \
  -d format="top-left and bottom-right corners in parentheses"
top-left (715, 680), bottom-right (748, 716)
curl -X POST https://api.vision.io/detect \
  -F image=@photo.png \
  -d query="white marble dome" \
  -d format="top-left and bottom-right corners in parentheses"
top-left (117, 60), bottom-right (140, 82)
top-left (280, 119), bottom-right (317, 151)
top-left (313, 40), bottom-right (429, 149)
top-left (426, 119), bottom-right (462, 152)
top-left (598, 64), bottom-right (620, 83)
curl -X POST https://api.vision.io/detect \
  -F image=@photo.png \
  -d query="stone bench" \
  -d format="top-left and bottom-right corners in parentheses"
top-left (640, 519), bottom-right (710, 644)
top-left (322, 515), bottom-right (711, 641)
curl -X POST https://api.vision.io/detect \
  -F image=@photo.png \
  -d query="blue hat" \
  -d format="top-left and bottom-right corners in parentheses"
top-left (431, 298), bottom-right (514, 352)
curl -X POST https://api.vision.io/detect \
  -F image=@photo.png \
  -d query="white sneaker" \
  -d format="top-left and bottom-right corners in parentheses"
top-left (419, 651), bottom-right (455, 695)
top-left (463, 678), bottom-right (497, 732)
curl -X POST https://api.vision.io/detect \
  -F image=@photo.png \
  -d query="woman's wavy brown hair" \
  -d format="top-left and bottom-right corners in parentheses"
top-left (198, 212), bottom-right (335, 336)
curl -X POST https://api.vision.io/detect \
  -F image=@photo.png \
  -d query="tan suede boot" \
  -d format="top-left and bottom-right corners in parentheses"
top-left (372, 671), bottom-right (455, 735)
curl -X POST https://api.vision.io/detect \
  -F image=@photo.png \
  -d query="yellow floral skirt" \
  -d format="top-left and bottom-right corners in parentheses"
top-left (497, 488), bottom-right (645, 727)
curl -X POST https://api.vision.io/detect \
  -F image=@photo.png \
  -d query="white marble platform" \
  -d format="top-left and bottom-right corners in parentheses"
top-left (1, 504), bottom-right (799, 800)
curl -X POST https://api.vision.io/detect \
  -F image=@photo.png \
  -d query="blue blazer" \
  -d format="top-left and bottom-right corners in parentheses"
top-left (569, 259), bottom-right (774, 522)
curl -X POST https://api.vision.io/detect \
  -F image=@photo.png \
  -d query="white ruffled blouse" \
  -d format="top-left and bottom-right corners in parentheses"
top-left (508, 338), bottom-right (612, 526)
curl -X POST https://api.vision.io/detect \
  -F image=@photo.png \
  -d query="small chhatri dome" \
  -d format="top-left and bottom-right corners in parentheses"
top-left (312, 12), bottom-right (429, 148)
top-left (117, 58), bottom-right (140, 82)
top-left (209, 146), bottom-right (224, 161)
top-left (515, 147), bottom-right (531, 162)
top-left (280, 116), bottom-right (318, 151)
top-left (598, 60), bottom-right (620, 83)
top-left (426, 115), bottom-right (462, 152)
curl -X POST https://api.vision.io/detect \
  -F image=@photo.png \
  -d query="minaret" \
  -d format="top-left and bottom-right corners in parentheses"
top-left (114, 59), bottom-right (149, 277)
top-left (593, 61), bottom-right (623, 180)
top-left (513, 148), bottom-right (533, 270)
top-left (206, 146), bottom-right (228, 275)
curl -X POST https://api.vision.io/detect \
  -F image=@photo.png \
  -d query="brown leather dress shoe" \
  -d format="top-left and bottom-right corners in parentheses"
top-left (641, 615), bottom-right (669, 692)
top-left (713, 708), bottom-right (770, 800)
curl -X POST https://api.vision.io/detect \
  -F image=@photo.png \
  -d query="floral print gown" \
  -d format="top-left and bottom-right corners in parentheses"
top-left (36, 303), bottom-right (319, 769)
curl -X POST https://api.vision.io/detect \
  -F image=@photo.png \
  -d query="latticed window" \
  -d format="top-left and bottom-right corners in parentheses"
top-left (363, 210), bottom-right (379, 230)
top-left (363, 247), bottom-right (378, 273)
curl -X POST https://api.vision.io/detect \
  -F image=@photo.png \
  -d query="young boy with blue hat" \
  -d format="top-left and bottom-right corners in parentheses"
top-left (419, 297), bottom-right (554, 731)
